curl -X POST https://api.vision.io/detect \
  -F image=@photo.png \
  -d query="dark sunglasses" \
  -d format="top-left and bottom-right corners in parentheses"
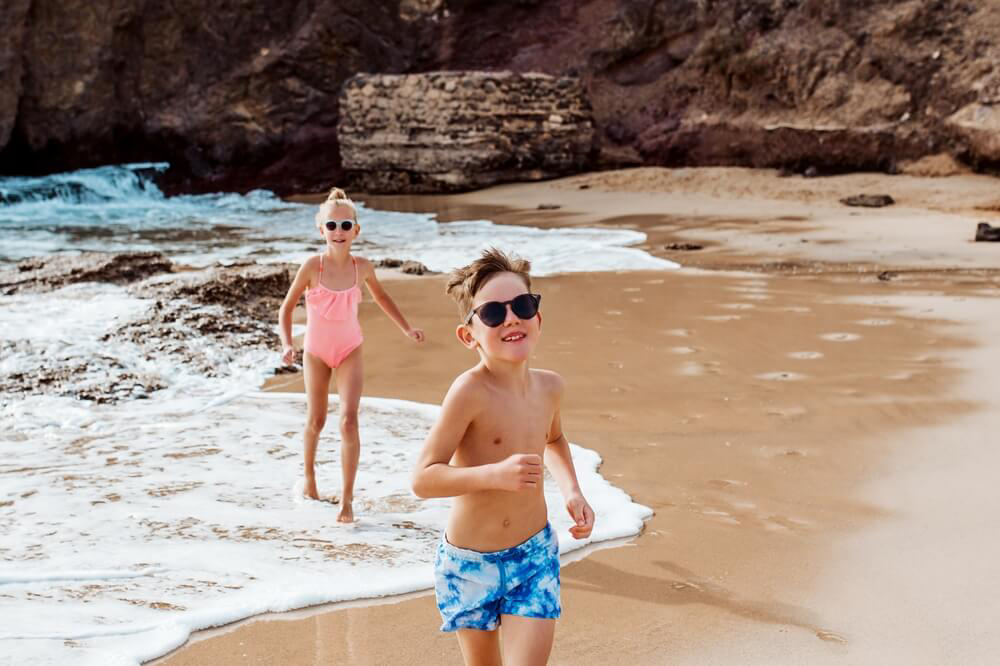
top-left (465, 293), bottom-right (541, 327)
top-left (324, 220), bottom-right (355, 232)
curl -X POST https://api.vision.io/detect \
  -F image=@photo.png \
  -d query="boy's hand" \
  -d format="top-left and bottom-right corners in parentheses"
top-left (492, 453), bottom-right (542, 491)
top-left (406, 327), bottom-right (425, 342)
top-left (281, 345), bottom-right (297, 365)
top-left (566, 494), bottom-right (595, 540)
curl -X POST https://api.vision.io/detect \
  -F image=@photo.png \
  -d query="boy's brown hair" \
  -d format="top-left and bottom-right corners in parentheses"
top-left (446, 247), bottom-right (532, 320)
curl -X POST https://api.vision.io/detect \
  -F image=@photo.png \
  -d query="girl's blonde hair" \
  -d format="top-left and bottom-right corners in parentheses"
top-left (315, 187), bottom-right (358, 225)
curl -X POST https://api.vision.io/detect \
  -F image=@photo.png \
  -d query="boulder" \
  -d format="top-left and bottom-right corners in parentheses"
top-left (840, 194), bottom-right (895, 208)
top-left (338, 72), bottom-right (594, 193)
top-left (946, 103), bottom-right (1000, 163)
top-left (975, 222), bottom-right (1000, 242)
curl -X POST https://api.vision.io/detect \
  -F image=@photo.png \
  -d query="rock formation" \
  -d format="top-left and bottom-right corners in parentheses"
top-left (0, 255), bottom-right (295, 403)
top-left (338, 72), bottom-right (593, 192)
top-left (3, 1), bottom-right (1000, 192)
top-left (0, 251), bottom-right (173, 295)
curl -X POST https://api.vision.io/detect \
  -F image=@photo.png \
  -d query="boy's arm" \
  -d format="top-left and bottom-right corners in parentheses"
top-left (543, 376), bottom-right (595, 540)
top-left (278, 260), bottom-right (313, 357)
top-left (412, 376), bottom-right (542, 498)
top-left (359, 258), bottom-right (424, 342)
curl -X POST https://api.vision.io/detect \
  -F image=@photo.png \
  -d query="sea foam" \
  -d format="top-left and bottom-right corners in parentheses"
top-left (0, 163), bottom-right (678, 275)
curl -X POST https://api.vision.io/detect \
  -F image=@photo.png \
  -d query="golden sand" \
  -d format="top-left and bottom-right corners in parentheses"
top-left (158, 168), bottom-right (1000, 665)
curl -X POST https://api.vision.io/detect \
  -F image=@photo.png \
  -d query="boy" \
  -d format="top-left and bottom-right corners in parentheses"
top-left (411, 248), bottom-right (595, 665)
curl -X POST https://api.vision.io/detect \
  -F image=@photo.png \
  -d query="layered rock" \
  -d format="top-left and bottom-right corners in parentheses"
top-left (338, 72), bottom-right (593, 192)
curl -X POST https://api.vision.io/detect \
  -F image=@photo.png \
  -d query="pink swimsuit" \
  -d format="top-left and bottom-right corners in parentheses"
top-left (303, 255), bottom-right (363, 368)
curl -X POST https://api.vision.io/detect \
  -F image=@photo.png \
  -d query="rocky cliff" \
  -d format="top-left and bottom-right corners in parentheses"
top-left (2, 0), bottom-right (999, 193)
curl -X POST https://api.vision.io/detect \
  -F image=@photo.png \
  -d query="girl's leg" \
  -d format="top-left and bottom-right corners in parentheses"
top-left (456, 628), bottom-right (502, 666)
top-left (334, 344), bottom-right (363, 523)
top-left (302, 351), bottom-right (332, 500)
top-left (499, 616), bottom-right (555, 666)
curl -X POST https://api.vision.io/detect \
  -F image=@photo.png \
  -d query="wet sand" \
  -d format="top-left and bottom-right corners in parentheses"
top-left (158, 168), bottom-right (1000, 664)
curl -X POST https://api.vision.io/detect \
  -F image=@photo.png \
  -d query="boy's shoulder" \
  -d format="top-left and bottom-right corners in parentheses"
top-left (449, 366), bottom-right (491, 397)
top-left (531, 368), bottom-right (565, 395)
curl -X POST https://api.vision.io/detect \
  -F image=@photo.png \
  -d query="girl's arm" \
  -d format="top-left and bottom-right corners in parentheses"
top-left (278, 259), bottom-right (315, 363)
top-left (542, 375), bottom-right (595, 540)
top-left (412, 375), bottom-right (542, 498)
top-left (358, 258), bottom-right (424, 342)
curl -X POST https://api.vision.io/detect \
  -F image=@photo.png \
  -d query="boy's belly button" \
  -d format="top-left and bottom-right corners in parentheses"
top-left (503, 518), bottom-right (511, 527)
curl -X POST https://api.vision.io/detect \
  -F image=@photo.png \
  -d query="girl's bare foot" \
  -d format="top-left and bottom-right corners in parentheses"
top-left (303, 476), bottom-right (319, 500)
top-left (337, 501), bottom-right (355, 523)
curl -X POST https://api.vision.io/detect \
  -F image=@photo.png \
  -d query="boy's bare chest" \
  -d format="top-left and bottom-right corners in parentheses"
top-left (466, 396), bottom-right (552, 461)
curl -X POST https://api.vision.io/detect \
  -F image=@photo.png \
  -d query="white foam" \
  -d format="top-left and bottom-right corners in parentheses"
top-left (820, 332), bottom-right (862, 342)
top-left (1, 164), bottom-right (678, 276)
top-left (0, 391), bottom-right (650, 664)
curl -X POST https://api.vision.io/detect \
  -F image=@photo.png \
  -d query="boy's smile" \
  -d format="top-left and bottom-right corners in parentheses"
top-left (500, 330), bottom-right (527, 343)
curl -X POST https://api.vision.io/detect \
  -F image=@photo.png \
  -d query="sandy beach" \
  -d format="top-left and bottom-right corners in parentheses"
top-left (158, 167), bottom-right (1000, 665)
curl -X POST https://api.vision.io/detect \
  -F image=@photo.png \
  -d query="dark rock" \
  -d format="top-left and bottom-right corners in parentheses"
top-left (374, 258), bottom-right (405, 269)
top-left (0, 251), bottom-right (173, 295)
top-left (537, 203), bottom-right (561, 210)
top-left (375, 258), bottom-right (405, 268)
top-left (877, 271), bottom-right (898, 281)
top-left (975, 222), bottom-right (1000, 242)
top-left (400, 260), bottom-right (433, 275)
top-left (664, 243), bottom-right (704, 251)
top-left (840, 194), bottom-right (895, 208)
top-left (374, 258), bottom-right (436, 275)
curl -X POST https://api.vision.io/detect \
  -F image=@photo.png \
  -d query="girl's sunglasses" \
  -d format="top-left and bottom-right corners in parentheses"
top-left (465, 293), bottom-right (541, 327)
top-left (324, 220), bottom-right (355, 232)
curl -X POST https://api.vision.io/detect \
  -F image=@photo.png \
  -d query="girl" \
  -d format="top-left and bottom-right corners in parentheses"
top-left (279, 187), bottom-right (424, 522)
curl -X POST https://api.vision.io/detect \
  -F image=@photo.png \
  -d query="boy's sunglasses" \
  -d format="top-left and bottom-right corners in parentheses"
top-left (324, 220), bottom-right (355, 232)
top-left (465, 293), bottom-right (541, 327)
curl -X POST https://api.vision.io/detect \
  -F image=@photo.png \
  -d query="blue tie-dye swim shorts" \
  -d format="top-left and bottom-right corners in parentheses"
top-left (434, 522), bottom-right (561, 632)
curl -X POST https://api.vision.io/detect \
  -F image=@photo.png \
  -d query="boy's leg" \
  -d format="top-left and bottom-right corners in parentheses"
top-left (334, 345), bottom-right (363, 523)
top-left (499, 616), bottom-right (555, 666)
top-left (456, 628), bottom-right (502, 666)
top-left (302, 351), bottom-right (332, 500)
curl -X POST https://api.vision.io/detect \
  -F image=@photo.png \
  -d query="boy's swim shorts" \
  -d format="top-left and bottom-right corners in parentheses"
top-left (434, 522), bottom-right (561, 632)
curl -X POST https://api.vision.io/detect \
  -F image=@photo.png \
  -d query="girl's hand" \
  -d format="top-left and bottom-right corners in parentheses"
top-left (406, 327), bottom-right (425, 343)
top-left (566, 494), bottom-right (595, 540)
top-left (281, 345), bottom-right (297, 365)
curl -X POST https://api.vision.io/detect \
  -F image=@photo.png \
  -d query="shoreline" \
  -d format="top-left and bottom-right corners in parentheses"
top-left (160, 167), bottom-right (1000, 664)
